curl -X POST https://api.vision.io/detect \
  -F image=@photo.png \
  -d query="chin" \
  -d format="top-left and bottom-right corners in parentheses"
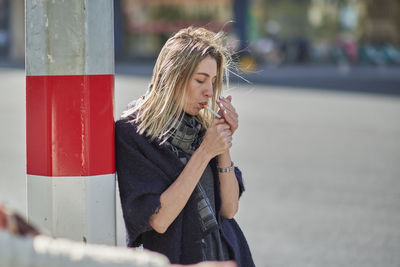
top-left (188, 111), bottom-right (199, 116)
top-left (184, 107), bottom-right (199, 116)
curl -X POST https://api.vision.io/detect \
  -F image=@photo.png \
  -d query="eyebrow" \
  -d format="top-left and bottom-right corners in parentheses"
top-left (196, 72), bottom-right (217, 78)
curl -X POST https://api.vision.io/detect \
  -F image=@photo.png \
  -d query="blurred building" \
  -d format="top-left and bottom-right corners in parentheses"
top-left (115, 0), bottom-right (233, 60)
top-left (249, 0), bottom-right (400, 65)
top-left (0, 0), bottom-right (24, 62)
top-left (362, 0), bottom-right (400, 44)
top-left (1, 0), bottom-right (399, 65)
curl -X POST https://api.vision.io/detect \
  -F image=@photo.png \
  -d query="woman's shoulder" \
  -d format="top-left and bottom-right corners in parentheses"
top-left (115, 112), bottom-right (159, 151)
top-left (115, 111), bottom-right (147, 147)
top-left (115, 116), bottom-right (137, 136)
top-left (116, 100), bottom-right (139, 128)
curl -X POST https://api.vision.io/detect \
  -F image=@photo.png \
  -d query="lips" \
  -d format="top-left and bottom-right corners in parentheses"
top-left (199, 102), bottom-right (208, 109)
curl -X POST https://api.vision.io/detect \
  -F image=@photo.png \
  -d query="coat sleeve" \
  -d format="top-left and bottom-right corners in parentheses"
top-left (115, 120), bottom-right (171, 247)
top-left (234, 166), bottom-right (245, 199)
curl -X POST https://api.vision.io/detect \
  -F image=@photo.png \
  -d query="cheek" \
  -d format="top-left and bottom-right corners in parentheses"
top-left (184, 87), bottom-right (195, 107)
top-left (187, 83), bottom-right (201, 101)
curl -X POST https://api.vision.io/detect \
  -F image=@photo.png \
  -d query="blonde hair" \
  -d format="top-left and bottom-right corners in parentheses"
top-left (122, 26), bottom-right (232, 142)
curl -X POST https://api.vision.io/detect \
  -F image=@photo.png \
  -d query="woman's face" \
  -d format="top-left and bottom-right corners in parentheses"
top-left (183, 56), bottom-right (217, 116)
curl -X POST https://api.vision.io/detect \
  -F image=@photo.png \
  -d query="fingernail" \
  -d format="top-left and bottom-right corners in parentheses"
top-left (224, 110), bottom-right (227, 114)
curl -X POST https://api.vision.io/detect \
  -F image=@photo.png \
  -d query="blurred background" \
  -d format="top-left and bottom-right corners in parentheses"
top-left (0, 0), bottom-right (400, 266)
top-left (2, 0), bottom-right (400, 68)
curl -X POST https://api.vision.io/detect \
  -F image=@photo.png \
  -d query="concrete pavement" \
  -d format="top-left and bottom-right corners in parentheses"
top-left (1, 67), bottom-right (400, 266)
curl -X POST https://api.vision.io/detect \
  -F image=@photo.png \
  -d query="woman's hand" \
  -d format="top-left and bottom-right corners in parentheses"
top-left (217, 96), bottom-right (239, 135)
top-left (200, 118), bottom-right (232, 159)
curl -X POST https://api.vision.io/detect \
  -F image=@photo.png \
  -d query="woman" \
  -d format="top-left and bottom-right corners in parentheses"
top-left (115, 27), bottom-right (254, 267)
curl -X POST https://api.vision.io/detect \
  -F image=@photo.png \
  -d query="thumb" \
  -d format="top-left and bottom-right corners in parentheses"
top-left (213, 118), bottom-right (225, 126)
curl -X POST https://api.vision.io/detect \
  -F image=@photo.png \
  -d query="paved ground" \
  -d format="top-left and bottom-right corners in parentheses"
top-left (1, 67), bottom-right (400, 266)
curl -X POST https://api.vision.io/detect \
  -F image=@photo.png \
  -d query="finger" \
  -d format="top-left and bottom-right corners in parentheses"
top-left (222, 129), bottom-right (232, 136)
top-left (217, 108), bottom-right (224, 118)
top-left (224, 106), bottom-right (238, 119)
top-left (216, 100), bottom-right (225, 113)
top-left (223, 110), bottom-right (238, 129)
top-left (218, 97), bottom-right (236, 115)
top-left (222, 110), bottom-right (233, 126)
top-left (218, 96), bottom-right (232, 105)
top-left (213, 118), bottom-right (225, 126)
top-left (217, 123), bottom-right (231, 132)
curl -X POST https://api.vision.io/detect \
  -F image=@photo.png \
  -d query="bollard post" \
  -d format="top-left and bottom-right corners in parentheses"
top-left (25, 0), bottom-right (116, 245)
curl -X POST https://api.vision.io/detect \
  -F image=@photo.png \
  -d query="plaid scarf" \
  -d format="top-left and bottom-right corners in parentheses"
top-left (165, 114), bottom-right (202, 156)
top-left (164, 114), bottom-right (219, 236)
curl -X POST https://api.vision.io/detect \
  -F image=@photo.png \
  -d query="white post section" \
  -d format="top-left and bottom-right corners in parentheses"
top-left (26, 0), bottom-right (116, 245)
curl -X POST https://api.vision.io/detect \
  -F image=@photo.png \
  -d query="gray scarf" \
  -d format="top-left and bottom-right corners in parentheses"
top-left (164, 114), bottom-right (219, 236)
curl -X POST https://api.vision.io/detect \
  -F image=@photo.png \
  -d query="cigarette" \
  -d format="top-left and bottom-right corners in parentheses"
top-left (205, 105), bottom-right (221, 118)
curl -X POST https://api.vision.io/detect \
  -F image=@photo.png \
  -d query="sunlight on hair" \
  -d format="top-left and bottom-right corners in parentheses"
top-left (122, 26), bottom-right (235, 143)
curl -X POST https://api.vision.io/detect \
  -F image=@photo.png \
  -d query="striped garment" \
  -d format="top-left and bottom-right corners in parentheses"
top-left (164, 114), bottom-right (219, 236)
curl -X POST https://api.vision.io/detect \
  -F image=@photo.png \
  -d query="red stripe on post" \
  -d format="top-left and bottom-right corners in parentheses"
top-left (26, 74), bottom-right (115, 176)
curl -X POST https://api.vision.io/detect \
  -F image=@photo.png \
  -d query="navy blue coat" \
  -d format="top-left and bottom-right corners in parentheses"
top-left (115, 117), bottom-right (255, 267)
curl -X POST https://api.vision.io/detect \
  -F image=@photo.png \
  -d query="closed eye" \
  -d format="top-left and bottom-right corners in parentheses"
top-left (196, 79), bottom-right (205, 84)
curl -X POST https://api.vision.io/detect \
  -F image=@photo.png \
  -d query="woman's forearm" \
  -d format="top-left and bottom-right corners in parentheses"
top-left (217, 151), bottom-right (239, 219)
top-left (149, 146), bottom-right (211, 234)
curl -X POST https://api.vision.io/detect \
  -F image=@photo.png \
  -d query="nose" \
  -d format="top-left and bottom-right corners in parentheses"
top-left (203, 80), bottom-right (214, 98)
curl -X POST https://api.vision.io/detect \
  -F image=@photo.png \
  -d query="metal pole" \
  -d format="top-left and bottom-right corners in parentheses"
top-left (26, 0), bottom-right (116, 245)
